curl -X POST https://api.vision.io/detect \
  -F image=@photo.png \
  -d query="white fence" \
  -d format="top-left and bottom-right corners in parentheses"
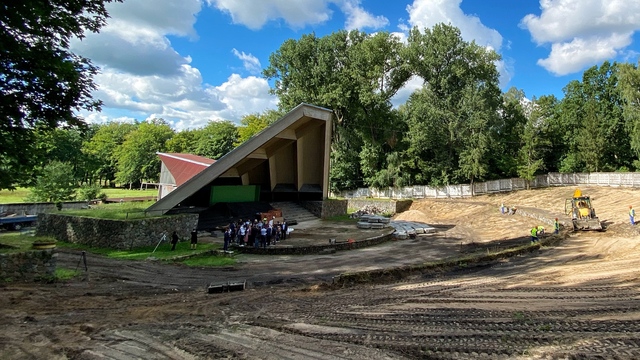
top-left (332, 172), bottom-right (640, 200)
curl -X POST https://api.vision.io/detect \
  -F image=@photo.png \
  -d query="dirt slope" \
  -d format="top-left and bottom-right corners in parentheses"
top-left (2, 186), bottom-right (640, 359)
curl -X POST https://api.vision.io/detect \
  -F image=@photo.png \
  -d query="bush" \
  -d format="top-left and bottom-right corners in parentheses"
top-left (77, 184), bottom-right (103, 201)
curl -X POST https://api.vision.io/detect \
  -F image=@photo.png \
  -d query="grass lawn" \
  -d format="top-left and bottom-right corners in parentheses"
top-left (0, 187), bottom-right (158, 204)
top-left (61, 201), bottom-right (158, 220)
top-left (57, 240), bottom-right (230, 263)
top-left (181, 255), bottom-right (236, 267)
top-left (0, 232), bottom-right (55, 254)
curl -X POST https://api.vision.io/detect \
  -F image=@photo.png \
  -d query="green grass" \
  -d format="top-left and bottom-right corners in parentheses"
top-left (61, 201), bottom-right (158, 220)
top-left (324, 214), bottom-right (357, 222)
top-left (181, 255), bottom-right (236, 267)
top-left (0, 232), bottom-right (55, 253)
top-left (0, 187), bottom-right (31, 204)
top-left (0, 187), bottom-right (157, 204)
top-left (57, 240), bottom-right (220, 261)
top-left (55, 268), bottom-right (82, 280)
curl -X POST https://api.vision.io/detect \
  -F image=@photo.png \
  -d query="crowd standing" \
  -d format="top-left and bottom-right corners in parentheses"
top-left (222, 216), bottom-right (289, 250)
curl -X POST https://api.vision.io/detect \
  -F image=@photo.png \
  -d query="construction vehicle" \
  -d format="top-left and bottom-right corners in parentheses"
top-left (565, 189), bottom-right (603, 231)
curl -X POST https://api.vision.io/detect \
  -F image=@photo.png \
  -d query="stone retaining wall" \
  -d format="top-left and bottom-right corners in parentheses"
top-left (347, 199), bottom-right (413, 215)
top-left (0, 201), bottom-right (89, 215)
top-left (0, 250), bottom-right (56, 281)
top-left (320, 200), bottom-right (348, 218)
top-left (36, 213), bottom-right (198, 250)
top-left (236, 228), bottom-right (395, 255)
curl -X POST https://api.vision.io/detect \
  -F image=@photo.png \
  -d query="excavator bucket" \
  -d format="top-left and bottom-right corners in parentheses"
top-left (572, 218), bottom-right (603, 231)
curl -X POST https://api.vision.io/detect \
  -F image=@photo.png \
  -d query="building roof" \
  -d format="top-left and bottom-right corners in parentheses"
top-left (157, 153), bottom-right (215, 186)
top-left (147, 103), bottom-right (333, 214)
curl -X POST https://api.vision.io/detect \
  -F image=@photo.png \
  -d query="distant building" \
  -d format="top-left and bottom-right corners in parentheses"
top-left (156, 153), bottom-right (216, 200)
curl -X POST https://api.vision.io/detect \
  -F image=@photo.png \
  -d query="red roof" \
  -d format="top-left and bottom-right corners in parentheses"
top-left (157, 153), bottom-right (215, 186)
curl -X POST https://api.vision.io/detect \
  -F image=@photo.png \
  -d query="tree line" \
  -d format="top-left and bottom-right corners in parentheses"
top-left (2, 0), bottom-right (640, 198)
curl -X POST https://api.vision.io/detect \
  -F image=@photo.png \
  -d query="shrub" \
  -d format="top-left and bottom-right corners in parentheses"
top-left (77, 183), bottom-right (103, 201)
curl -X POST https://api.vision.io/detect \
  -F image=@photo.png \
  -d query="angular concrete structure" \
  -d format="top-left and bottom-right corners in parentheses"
top-left (147, 103), bottom-right (333, 215)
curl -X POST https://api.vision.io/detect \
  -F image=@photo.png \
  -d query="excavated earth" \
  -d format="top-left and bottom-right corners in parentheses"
top-left (2, 186), bottom-right (640, 359)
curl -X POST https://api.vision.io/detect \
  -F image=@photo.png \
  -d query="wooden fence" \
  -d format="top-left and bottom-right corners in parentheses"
top-left (332, 172), bottom-right (640, 199)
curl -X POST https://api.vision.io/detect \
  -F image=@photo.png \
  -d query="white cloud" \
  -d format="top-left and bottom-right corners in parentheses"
top-left (521, 0), bottom-right (640, 75)
top-left (208, 0), bottom-right (332, 30)
top-left (208, 0), bottom-right (388, 30)
top-left (71, 0), bottom-right (278, 130)
top-left (210, 74), bottom-right (278, 121)
top-left (538, 33), bottom-right (633, 76)
top-left (406, 0), bottom-right (503, 51)
top-left (404, 0), bottom-right (511, 87)
top-left (232, 49), bottom-right (262, 74)
top-left (341, 0), bottom-right (389, 30)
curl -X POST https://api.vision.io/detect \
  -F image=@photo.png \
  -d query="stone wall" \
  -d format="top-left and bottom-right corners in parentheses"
top-left (299, 201), bottom-right (323, 217)
top-left (347, 199), bottom-right (413, 215)
top-left (36, 213), bottom-right (198, 250)
top-left (321, 199), bottom-right (348, 218)
top-left (0, 201), bottom-right (89, 215)
top-left (0, 250), bottom-right (56, 281)
top-left (237, 229), bottom-right (395, 255)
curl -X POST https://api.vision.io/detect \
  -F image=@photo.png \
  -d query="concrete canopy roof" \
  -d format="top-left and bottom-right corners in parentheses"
top-left (146, 103), bottom-right (333, 215)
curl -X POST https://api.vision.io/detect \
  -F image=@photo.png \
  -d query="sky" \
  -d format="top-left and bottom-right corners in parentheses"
top-left (70, 0), bottom-right (640, 130)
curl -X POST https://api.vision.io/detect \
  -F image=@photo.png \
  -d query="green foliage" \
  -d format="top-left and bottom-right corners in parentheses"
top-left (83, 122), bottom-right (138, 185)
top-left (0, 0), bottom-right (121, 190)
top-left (165, 129), bottom-right (198, 154)
top-left (619, 62), bottom-right (640, 166)
top-left (116, 119), bottom-right (174, 186)
top-left (236, 110), bottom-right (282, 145)
top-left (77, 183), bottom-right (105, 201)
top-left (264, 30), bottom-right (410, 189)
top-left (193, 121), bottom-right (238, 159)
top-left (29, 161), bottom-right (77, 203)
top-left (402, 24), bottom-right (501, 186)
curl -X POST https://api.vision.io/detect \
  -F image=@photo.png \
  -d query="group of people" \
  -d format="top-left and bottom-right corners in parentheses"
top-left (530, 218), bottom-right (561, 244)
top-left (223, 217), bottom-right (288, 251)
top-left (500, 203), bottom-right (517, 215)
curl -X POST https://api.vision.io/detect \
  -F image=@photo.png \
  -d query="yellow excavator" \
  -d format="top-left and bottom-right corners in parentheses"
top-left (565, 189), bottom-right (603, 231)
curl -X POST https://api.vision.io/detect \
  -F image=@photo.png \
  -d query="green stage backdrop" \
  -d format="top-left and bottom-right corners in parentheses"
top-left (210, 185), bottom-right (260, 204)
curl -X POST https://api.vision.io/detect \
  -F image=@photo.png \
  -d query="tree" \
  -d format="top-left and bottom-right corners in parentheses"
top-left (491, 87), bottom-right (528, 178)
top-left (0, 0), bottom-right (121, 190)
top-left (517, 102), bottom-right (550, 188)
top-left (166, 129), bottom-right (198, 154)
top-left (29, 161), bottom-right (77, 203)
top-left (115, 119), bottom-right (174, 187)
top-left (236, 110), bottom-right (282, 145)
top-left (619, 62), bottom-right (640, 169)
top-left (402, 24), bottom-right (501, 186)
top-left (264, 30), bottom-right (410, 190)
top-left (83, 122), bottom-right (138, 185)
top-left (194, 121), bottom-right (238, 159)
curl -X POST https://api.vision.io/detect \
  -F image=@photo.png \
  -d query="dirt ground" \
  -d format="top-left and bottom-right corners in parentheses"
top-left (2, 186), bottom-right (640, 359)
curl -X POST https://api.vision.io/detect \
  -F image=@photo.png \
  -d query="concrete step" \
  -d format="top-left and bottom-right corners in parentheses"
top-left (269, 202), bottom-right (319, 223)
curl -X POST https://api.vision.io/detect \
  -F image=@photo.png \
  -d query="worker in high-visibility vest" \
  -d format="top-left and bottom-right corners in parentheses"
top-left (554, 218), bottom-right (560, 234)
top-left (530, 227), bottom-right (539, 244)
top-left (630, 206), bottom-right (636, 226)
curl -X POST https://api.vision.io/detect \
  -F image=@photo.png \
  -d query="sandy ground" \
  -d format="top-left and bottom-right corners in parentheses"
top-left (2, 186), bottom-right (640, 359)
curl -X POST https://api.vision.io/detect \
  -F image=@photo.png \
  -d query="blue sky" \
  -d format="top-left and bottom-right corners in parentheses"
top-left (70, 0), bottom-right (640, 130)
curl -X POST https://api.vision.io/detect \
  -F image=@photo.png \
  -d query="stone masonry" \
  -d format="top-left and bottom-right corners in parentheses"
top-left (37, 213), bottom-right (198, 250)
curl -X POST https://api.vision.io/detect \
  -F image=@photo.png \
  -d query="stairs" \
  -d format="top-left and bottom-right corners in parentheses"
top-left (270, 202), bottom-right (319, 224)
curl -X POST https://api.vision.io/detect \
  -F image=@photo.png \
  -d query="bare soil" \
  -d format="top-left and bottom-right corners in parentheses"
top-left (2, 186), bottom-right (640, 359)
